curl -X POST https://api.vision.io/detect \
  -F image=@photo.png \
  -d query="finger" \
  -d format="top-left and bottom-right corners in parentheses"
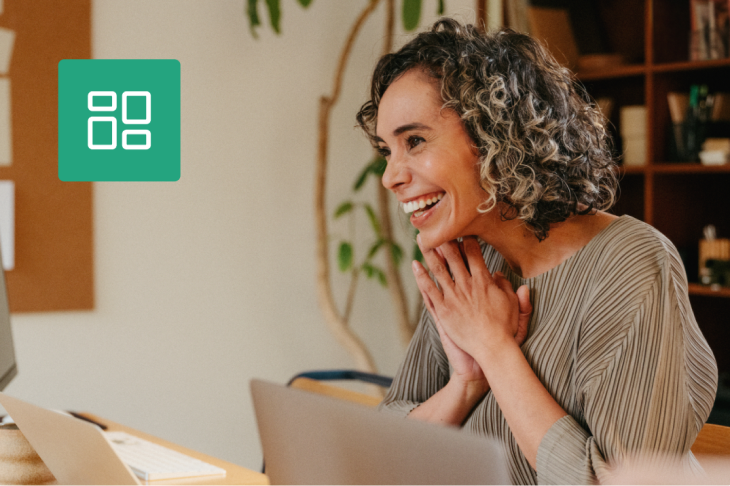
top-left (515, 285), bottom-right (532, 345)
top-left (438, 240), bottom-right (472, 285)
top-left (418, 236), bottom-right (455, 294)
top-left (492, 271), bottom-right (515, 296)
top-left (516, 285), bottom-right (532, 316)
top-left (433, 247), bottom-right (451, 278)
top-left (462, 236), bottom-right (493, 286)
top-left (412, 260), bottom-right (445, 308)
top-left (457, 239), bottom-right (471, 274)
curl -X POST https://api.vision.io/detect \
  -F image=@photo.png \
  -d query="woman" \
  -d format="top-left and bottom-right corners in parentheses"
top-left (356, 19), bottom-right (718, 484)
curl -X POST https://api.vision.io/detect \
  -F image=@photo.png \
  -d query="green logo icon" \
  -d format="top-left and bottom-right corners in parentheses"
top-left (58, 60), bottom-right (180, 181)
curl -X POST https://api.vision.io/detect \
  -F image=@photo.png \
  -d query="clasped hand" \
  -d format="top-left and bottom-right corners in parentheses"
top-left (412, 236), bottom-right (532, 386)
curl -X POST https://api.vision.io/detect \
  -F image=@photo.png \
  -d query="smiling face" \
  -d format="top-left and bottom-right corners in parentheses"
top-left (375, 69), bottom-right (488, 250)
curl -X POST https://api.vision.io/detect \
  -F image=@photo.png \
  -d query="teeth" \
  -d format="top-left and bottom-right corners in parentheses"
top-left (402, 193), bottom-right (444, 214)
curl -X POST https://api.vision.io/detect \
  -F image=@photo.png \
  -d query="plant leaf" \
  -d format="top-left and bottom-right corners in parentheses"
top-left (363, 204), bottom-right (381, 237)
top-left (338, 242), bottom-right (353, 272)
top-left (264, 0), bottom-right (281, 34)
top-left (354, 156), bottom-right (387, 191)
top-left (375, 266), bottom-right (388, 286)
top-left (246, 0), bottom-right (261, 38)
top-left (413, 242), bottom-right (425, 264)
top-left (361, 262), bottom-right (375, 278)
top-left (333, 201), bottom-right (354, 218)
top-left (353, 162), bottom-right (370, 191)
top-left (371, 156), bottom-right (387, 176)
top-left (402, 0), bottom-right (422, 31)
top-left (361, 262), bottom-right (387, 287)
top-left (367, 239), bottom-right (386, 259)
top-left (297, 0), bottom-right (313, 6)
top-left (437, 0), bottom-right (444, 15)
top-left (390, 242), bottom-right (403, 266)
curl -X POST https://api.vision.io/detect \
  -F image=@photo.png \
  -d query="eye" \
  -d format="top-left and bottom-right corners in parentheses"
top-left (377, 146), bottom-right (391, 158)
top-left (407, 136), bottom-right (425, 150)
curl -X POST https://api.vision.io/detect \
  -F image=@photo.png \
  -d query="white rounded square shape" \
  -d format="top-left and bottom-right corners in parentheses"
top-left (88, 91), bottom-right (117, 112)
top-left (122, 91), bottom-right (151, 124)
top-left (88, 117), bottom-right (117, 150)
top-left (122, 129), bottom-right (151, 150)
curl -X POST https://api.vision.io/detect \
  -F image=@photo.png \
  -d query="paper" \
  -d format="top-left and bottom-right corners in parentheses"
top-left (0, 181), bottom-right (13, 270)
top-left (0, 27), bottom-right (14, 76)
top-left (0, 79), bottom-right (11, 166)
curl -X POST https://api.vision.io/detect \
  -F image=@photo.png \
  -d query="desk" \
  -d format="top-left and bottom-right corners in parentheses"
top-left (80, 413), bottom-right (268, 485)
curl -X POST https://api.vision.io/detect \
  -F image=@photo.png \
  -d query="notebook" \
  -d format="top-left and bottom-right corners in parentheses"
top-left (250, 378), bottom-right (510, 485)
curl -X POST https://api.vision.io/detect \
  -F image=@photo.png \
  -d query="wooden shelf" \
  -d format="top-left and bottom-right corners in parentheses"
top-left (617, 165), bottom-right (647, 175)
top-left (652, 163), bottom-right (730, 173)
top-left (652, 57), bottom-right (730, 74)
top-left (576, 58), bottom-right (730, 82)
top-left (617, 164), bottom-right (730, 175)
top-left (577, 64), bottom-right (646, 81)
top-left (688, 283), bottom-right (730, 298)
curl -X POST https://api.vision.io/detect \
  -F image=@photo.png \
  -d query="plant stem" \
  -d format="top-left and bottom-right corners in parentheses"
top-left (377, 0), bottom-right (420, 346)
top-left (315, 0), bottom-right (381, 373)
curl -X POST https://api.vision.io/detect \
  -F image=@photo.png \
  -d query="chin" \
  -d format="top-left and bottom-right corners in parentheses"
top-left (418, 228), bottom-right (458, 251)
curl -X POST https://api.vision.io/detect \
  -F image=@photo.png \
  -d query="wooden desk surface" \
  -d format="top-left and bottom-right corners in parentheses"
top-left (81, 413), bottom-right (269, 486)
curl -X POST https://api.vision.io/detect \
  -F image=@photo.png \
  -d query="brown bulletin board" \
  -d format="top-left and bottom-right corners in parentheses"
top-left (0, 1), bottom-right (93, 312)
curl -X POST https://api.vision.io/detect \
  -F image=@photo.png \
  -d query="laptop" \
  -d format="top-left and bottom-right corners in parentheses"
top-left (250, 379), bottom-right (509, 485)
top-left (0, 392), bottom-right (140, 485)
top-left (0, 392), bottom-right (228, 485)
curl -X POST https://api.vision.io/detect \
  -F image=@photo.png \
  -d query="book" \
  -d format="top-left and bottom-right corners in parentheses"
top-left (668, 92), bottom-right (690, 123)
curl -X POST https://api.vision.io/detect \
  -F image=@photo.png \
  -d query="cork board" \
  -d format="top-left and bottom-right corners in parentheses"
top-left (0, 1), bottom-right (93, 312)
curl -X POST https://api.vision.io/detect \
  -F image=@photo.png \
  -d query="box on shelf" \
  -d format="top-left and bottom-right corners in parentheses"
top-left (699, 137), bottom-right (730, 165)
top-left (620, 106), bottom-right (646, 166)
top-left (699, 238), bottom-right (730, 280)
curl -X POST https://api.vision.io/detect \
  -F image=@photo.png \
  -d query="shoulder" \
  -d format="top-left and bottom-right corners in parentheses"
top-left (578, 216), bottom-right (691, 359)
top-left (594, 215), bottom-right (679, 266)
top-left (587, 215), bottom-right (685, 297)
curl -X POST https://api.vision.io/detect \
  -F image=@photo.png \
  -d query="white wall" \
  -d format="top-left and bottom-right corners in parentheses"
top-left (6, 0), bottom-right (476, 470)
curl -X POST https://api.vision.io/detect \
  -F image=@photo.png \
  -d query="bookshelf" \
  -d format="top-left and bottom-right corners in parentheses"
top-left (573, 0), bottom-right (730, 373)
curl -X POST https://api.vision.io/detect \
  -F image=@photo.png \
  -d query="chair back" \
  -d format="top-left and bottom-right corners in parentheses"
top-left (289, 377), bottom-right (381, 407)
top-left (691, 423), bottom-right (730, 456)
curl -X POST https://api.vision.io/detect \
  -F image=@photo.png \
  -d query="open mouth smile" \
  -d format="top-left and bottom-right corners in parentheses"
top-left (402, 192), bottom-right (444, 218)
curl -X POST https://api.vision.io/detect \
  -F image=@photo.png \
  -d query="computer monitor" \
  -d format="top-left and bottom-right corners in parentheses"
top-left (0, 245), bottom-right (17, 390)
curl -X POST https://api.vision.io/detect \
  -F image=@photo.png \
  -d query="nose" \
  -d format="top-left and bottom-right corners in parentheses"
top-left (381, 152), bottom-right (410, 192)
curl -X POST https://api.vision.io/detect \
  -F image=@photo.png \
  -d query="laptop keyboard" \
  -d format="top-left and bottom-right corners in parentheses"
top-left (105, 431), bottom-right (227, 481)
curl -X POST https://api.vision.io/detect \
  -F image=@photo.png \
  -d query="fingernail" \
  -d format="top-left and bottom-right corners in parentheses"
top-left (412, 260), bottom-right (421, 274)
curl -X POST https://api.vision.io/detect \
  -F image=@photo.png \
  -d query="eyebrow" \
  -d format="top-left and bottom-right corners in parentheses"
top-left (374, 123), bottom-right (432, 143)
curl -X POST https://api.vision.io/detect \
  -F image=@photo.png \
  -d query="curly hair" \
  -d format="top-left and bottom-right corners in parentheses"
top-left (356, 18), bottom-right (618, 241)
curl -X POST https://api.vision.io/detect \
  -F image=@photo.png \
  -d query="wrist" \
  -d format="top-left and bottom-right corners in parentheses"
top-left (447, 373), bottom-right (489, 405)
top-left (474, 333), bottom-right (519, 369)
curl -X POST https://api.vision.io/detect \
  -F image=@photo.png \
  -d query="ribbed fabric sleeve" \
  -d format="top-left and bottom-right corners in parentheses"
top-left (379, 216), bottom-right (718, 485)
top-left (378, 306), bottom-right (449, 417)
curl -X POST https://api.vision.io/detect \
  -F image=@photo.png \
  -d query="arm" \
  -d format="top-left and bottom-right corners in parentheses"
top-left (412, 237), bottom-right (564, 467)
top-left (378, 306), bottom-right (451, 418)
top-left (414, 235), bottom-right (718, 484)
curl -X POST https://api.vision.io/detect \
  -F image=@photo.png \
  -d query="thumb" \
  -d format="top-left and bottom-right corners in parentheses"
top-left (515, 285), bottom-right (532, 345)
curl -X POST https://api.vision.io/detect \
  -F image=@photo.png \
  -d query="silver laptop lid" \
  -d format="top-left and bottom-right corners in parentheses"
top-left (250, 379), bottom-right (509, 485)
top-left (0, 392), bottom-right (139, 485)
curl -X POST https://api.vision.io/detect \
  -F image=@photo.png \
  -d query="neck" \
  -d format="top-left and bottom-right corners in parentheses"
top-left (473, 207), bottom-right (617, 279)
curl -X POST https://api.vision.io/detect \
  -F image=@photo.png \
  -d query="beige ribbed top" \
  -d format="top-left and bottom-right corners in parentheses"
top-left (379, 215), bottom-right (718, 484)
